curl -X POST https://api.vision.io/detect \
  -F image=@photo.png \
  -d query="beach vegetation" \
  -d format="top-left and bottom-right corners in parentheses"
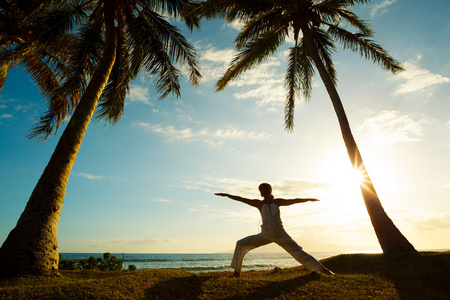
top-left (0, 0), bottom-right (201, 277)
top-left (59, 253), bottom-right (124, 271)
top-left (187, 0), bottom-right (416, 254)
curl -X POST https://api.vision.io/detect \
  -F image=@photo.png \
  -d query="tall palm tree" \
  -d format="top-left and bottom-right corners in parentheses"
top-left (0, 0), bottom-right (201, 277)
top-left (190, 0), bottom-right (416, 253)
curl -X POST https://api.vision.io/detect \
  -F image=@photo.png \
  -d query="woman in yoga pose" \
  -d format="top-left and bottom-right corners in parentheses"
top-left (215, 183), bottom-right (333, 277)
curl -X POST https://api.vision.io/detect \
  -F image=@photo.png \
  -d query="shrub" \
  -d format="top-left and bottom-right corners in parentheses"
top-left (59, 252), bottom-right (125, 271)
top-left (128, 264), bottom-right (137, 272)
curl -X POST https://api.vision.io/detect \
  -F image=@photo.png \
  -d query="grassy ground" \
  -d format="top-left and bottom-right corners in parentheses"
top-left (0, 251), bottom-right (449, 299)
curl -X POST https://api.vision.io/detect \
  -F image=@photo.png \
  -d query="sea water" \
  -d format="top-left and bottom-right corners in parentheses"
top-left (60, 252), bottom-right (342, 273)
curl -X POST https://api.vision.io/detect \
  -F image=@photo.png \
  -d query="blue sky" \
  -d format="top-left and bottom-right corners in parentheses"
top-left (1, 0), bottom-right (449, 254)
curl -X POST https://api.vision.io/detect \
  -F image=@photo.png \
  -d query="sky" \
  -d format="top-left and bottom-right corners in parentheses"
top-left (1, 0), bottom-right (449, 254)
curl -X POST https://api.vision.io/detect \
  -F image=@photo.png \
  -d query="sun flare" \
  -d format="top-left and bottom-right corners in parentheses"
top-left (317, 152), bottom-right (367, 212)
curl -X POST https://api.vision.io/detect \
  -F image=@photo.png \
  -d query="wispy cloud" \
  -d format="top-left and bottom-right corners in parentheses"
top-left (87, 238), bottom-right (179, 249)
top-left (152, 198), bottom-right (172, 203)
top-left (133, 121), bottom-right (271, 144)
top-left (0, 113), bottom-right (12, 119)
top-left (76, 172), bottom-right (113, 180)
top-left (360, 110), bottom-right (426, 145)
top-left (393, 56), bottom-right (450, 96)
top-left (14, 104), bottom-right (34, 112)
top-left (390, 209), bottom-right (450, 232)
top-left (198, 45), bottom-right (285, 110)
top-left (230, 58), bottom-right (285, 108)
top-left (181, 177), bottom-right (329, 198)
top-left (371, 0), bottom-right (397, 17)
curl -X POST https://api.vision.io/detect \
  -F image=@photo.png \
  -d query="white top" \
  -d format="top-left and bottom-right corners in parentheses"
top-left (260, 203), bottom-right (283, 233)
top-left (260, 202), bottom-right (293, 242)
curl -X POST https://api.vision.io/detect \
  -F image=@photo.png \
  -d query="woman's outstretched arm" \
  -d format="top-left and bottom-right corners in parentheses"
top-left (214, 193), bottom-right (261, 208)
top-left (275, 198), bottom-right (320, 206)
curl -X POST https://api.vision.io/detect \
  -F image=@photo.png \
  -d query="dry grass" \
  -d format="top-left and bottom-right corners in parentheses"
top-left (0, 251), bottom-right (449, 299)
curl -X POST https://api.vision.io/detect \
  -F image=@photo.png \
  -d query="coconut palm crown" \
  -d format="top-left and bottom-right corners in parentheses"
top-left (190, 0), bottom-right (416, 253)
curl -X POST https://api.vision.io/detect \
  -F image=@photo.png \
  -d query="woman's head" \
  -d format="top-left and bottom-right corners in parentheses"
top-left (258, 183), bottom-right (272, 198)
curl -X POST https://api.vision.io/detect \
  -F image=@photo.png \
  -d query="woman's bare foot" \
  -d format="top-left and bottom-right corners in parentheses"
top-left (232, 270), bottom-right (241, 278)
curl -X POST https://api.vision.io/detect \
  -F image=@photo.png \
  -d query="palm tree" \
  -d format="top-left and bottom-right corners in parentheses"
top-left (190, 0), bottom-right (416, 253)
top-left (0, 0), bottom-right (201, 277)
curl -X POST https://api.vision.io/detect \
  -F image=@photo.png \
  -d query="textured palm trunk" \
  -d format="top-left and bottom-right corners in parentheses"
top-left (0, 1), bottom-right (117, 277)
top-left (300, 23), bottom-right (416, 253)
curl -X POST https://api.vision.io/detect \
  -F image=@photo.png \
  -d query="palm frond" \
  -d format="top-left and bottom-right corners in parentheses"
top-left (35, 1), bottom-right (92, 43)
top-left (235, 10), bottom-right (285, 50)
top-left (128, 14), bottom-right (181, 99)
top-left (23, 52), bottom-right (70, 141)
top-left (311, 27), bottom-right (337, 86)
top-left (216, 23), bottom-right (287, 91)
top-left (186, 0), bottom-right (271, 22)
top-left (0, 45), bottom-right (8, 91)
top-left (95, 26), bottom-right (130, 124)
top-left (328, 25), bottom-right (404, 73)
top-left (140, 7), bottom-right (201, 85)
top-left (127, 9), bottom-right (200, 99)
top-left (284, 39), bottom-right (315, 132)
top-left (59, 21), bottom-right (104, 109)
top-left (284, 43), bottom-right (300, 132)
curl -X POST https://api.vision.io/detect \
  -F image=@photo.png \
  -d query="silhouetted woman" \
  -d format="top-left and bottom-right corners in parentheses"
top-left (215, 183), bottom-right (333, 277)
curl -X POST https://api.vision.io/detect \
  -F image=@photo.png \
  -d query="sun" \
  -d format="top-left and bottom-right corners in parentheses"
top-left (317, 148), bottom-right (397, 213)
top-left (317, 152), bottom-right (368, 211)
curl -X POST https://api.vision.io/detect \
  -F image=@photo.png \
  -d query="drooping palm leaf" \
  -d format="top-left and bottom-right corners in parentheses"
top-left (327, 25), bottom-right (404, 73)
top-left (217, 23), bottom-right (288, 91)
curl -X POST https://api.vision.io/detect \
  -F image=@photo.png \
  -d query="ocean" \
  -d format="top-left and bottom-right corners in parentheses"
top-left (60, 252), bottom-right (345, 273)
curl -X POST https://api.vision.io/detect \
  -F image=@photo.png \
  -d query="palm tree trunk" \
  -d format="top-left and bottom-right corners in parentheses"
top-left (0, 1), bottom-right (118, 277)
top-left (299, 23), bottom-right (416, 253)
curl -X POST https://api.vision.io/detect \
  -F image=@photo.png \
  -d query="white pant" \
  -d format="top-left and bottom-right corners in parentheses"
top-left (230, 232), bottom-right (325, 273)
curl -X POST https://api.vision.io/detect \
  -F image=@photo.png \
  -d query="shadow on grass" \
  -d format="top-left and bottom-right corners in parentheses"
top-left (323, 251), bottom-right (450, 300)
top-left (222, 272), bottom-right (320, 300)
top-left (145, 274), bottom-right (213, 299)
top-left (143, 271), bottom-right (319, 300)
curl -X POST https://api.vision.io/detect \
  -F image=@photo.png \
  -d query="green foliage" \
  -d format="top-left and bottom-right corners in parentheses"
top-left (128, 265), bottom-right (137, 272)
top-left (59, 253), bottom-right (124, 271)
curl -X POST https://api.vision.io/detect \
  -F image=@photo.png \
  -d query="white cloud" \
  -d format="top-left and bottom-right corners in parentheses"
top-left (197, 43), bottom-right (286, 109)
top-left (0, 104), bottom-right (6, 109)
top-left (230, 58), bottom-right (285, 107)
top-left (360, 110), bottom-right (425, 145)
top-left (76, 172), bottom-right (110, 180)
top-left (199, 47), bottom-right (236, 82)
top-left (14, 104), bottom-right (34, 112)
top-left (133, 121), bottom-right (270, 144)
top-left (390, 209), bottom-right (450, 232)
top-left (153, 198), bottom-right (172, 203)
top-left (129, 85), bottom-right (151, 104)
top-left (393, 57), bottom-right (450, 96)
top-left (371, 0), bottom-right (397, 17)
top-left (227, 19), bottom-right (245, 31)
top-left (0, 113), bottom-right (12, 119)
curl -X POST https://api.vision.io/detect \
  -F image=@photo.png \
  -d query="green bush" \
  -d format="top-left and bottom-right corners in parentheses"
top-left (128, 264), bottom-right (137, 272)
top-left (59, 253), bottom-right (124, 271)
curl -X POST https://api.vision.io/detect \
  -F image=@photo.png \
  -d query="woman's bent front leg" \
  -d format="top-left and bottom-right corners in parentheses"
top-left (230, 234), bottom-right (271, 274)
